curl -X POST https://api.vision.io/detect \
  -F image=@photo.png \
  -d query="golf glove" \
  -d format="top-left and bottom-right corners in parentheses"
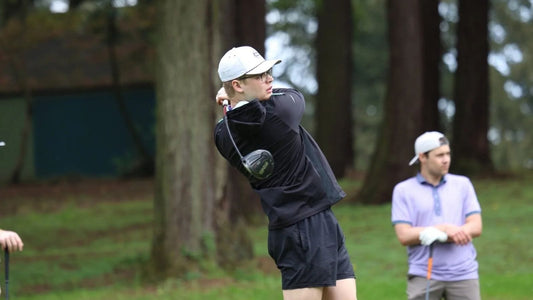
top-left (419, 227), bottom-right (447, 246)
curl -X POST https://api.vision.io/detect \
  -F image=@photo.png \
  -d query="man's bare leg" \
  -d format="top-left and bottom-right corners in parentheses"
top-left (282, 278), bottom-right (356, 300)
top-left (283, 287), bottom-right (323, 300)
top-left (322, 278), bottom-right (357, 300)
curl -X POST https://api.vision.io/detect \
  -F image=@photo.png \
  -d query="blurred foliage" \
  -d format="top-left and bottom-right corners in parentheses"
top-left (489, 0), bottom-right (533, 170)
top-left (270, 0), bottom-right (532, 172)
top-left (266, 0), bottom-right (318, 130)
top-left (351, 0), bottom-right (387, 171)
top-left (440, 0), bottom-right (532, 171)
top-left (267, 0), bottom-right (388, 170)
top-left (5, 0), bottom-right (532, 172)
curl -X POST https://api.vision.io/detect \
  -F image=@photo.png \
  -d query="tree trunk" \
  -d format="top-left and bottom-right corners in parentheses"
top-left (233, 0), bottom-right (266, 54)
top-left (148, 0), bottom-right (217, 280)
top-left (218, 0), bottom-right (265, 220)
top-left (420, 0), bottom-right (442, 132)
top-left (353, 0), bottom-right (424, 204)
top-left (452, 0), bottom-right (493, 175)
top-left (315, 0), bottom-right (354, 178)
top-left (213, 0), bottom-right (267, 270)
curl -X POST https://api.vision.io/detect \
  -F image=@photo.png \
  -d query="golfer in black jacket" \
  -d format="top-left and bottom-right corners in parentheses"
top-left (214, 46), bottom-right (357, 300)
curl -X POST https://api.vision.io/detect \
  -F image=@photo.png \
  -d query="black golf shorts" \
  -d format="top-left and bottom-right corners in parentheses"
top-left (267, 208), bottom-right (355, 290)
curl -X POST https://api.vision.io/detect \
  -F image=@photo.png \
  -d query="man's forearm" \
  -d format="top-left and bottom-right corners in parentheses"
top-left (462, 214), bottom-right (483, 238)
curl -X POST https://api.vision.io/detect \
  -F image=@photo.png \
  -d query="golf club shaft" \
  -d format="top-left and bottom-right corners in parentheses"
top-left (222, 103), bottom-right (245, 160)
top-left (425, 243), bottom-right (434, 300)
top-left (4, 248), bottom-right (8, 300)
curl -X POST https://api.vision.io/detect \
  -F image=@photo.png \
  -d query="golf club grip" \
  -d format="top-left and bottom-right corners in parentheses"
top-left (426, 243), bottom-right (434, 280)
top-left (223, 113), bottom-right (245, 160)
top-left (426, 257), bottom-right (433, 280)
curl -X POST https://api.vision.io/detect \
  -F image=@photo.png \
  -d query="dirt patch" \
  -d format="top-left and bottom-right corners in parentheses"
top-left (1, 177), bottom-right (154, 216)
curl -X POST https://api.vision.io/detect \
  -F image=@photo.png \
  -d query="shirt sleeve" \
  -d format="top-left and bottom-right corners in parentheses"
top-left (391, 184), bottom-right (413, 226)
top-left (272, 88), bottom-right (305, 132)
top-left (463, 178), bottom-right (482, 217)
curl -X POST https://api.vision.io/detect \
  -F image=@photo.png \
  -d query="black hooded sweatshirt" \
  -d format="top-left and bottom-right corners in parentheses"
top-left (214, 88), bottom-right (345, 230)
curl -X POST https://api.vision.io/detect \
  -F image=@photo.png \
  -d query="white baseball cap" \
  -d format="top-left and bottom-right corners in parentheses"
top-left (218, 46), bottom-right (281, 82)
top-left (408, 131), bottom-right (449, 166)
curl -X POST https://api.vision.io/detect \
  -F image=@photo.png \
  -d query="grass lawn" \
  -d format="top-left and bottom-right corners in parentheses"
top-left (1, 171), bottom-right (532, 299)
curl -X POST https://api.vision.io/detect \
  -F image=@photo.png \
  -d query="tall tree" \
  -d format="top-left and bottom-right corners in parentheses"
top-left (148, 0), bottom-right (218, 279)
top-left (354, 0), bottom-right (424, 204)
top-left (226, 0), bottom-right (266, 54)
top-left (420, 0), bottom-right (442, 132)
top-left (452, 0), bottom-right (493, 174)
top-left (148, 0), bottom-right (267, 279)
top-left (214, 0), bottom-right (266, 270)
top-left (315, 0), bottom-right (354, 177)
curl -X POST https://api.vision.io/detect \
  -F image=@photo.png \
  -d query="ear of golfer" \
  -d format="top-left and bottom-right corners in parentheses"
top-left (0, 229), bottom-right (24, 252)
top-left (394, 214), bottom-right (482, 246)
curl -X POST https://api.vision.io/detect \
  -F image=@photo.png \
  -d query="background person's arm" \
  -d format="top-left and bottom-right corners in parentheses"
top-left (395, 223), bottom-right (450, 246)
top-left (394, 223), bottom-right (425, 246)
top-left (441, 213), bottom-right (482, 245)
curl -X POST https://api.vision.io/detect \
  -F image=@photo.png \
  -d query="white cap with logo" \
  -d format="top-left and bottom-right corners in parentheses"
top-left (408, 131), bottom-right (449, 166)
top-left (218, 46), bottom-right (281, 82)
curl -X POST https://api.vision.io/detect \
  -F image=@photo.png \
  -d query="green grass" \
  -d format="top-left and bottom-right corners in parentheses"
top-left (2, 172), bottom-right (532, 299)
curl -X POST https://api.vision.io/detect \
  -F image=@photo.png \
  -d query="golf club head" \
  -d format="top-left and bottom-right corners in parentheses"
top-left (242, 149), bottom-right (274, 180)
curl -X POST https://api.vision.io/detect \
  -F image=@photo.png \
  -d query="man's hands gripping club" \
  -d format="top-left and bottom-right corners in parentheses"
top-left (0, 230), bottom-right (24, 253)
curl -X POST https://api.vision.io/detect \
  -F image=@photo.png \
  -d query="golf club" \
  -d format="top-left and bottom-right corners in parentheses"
top-left (4, 248), bottom-right (9, 300)
top-left (425, 243), bottom-right (434, 300)
top-left (222, 100), bottom-right (274, 180)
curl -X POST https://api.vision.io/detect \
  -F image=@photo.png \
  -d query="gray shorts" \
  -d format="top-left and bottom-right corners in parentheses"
top-left (407, 276), bottom-right (480, 300)
top-left (267, 209), bottom-right (355, 290)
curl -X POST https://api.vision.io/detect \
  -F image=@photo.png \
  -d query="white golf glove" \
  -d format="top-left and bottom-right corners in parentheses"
top-left (419, 227), bottom-right (448, 246)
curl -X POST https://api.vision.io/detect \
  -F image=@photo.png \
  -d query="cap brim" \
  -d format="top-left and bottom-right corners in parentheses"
top-left (408, 155), bottom-right (418, 166)
top-left (245, 59), bottom-right (281, 75)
